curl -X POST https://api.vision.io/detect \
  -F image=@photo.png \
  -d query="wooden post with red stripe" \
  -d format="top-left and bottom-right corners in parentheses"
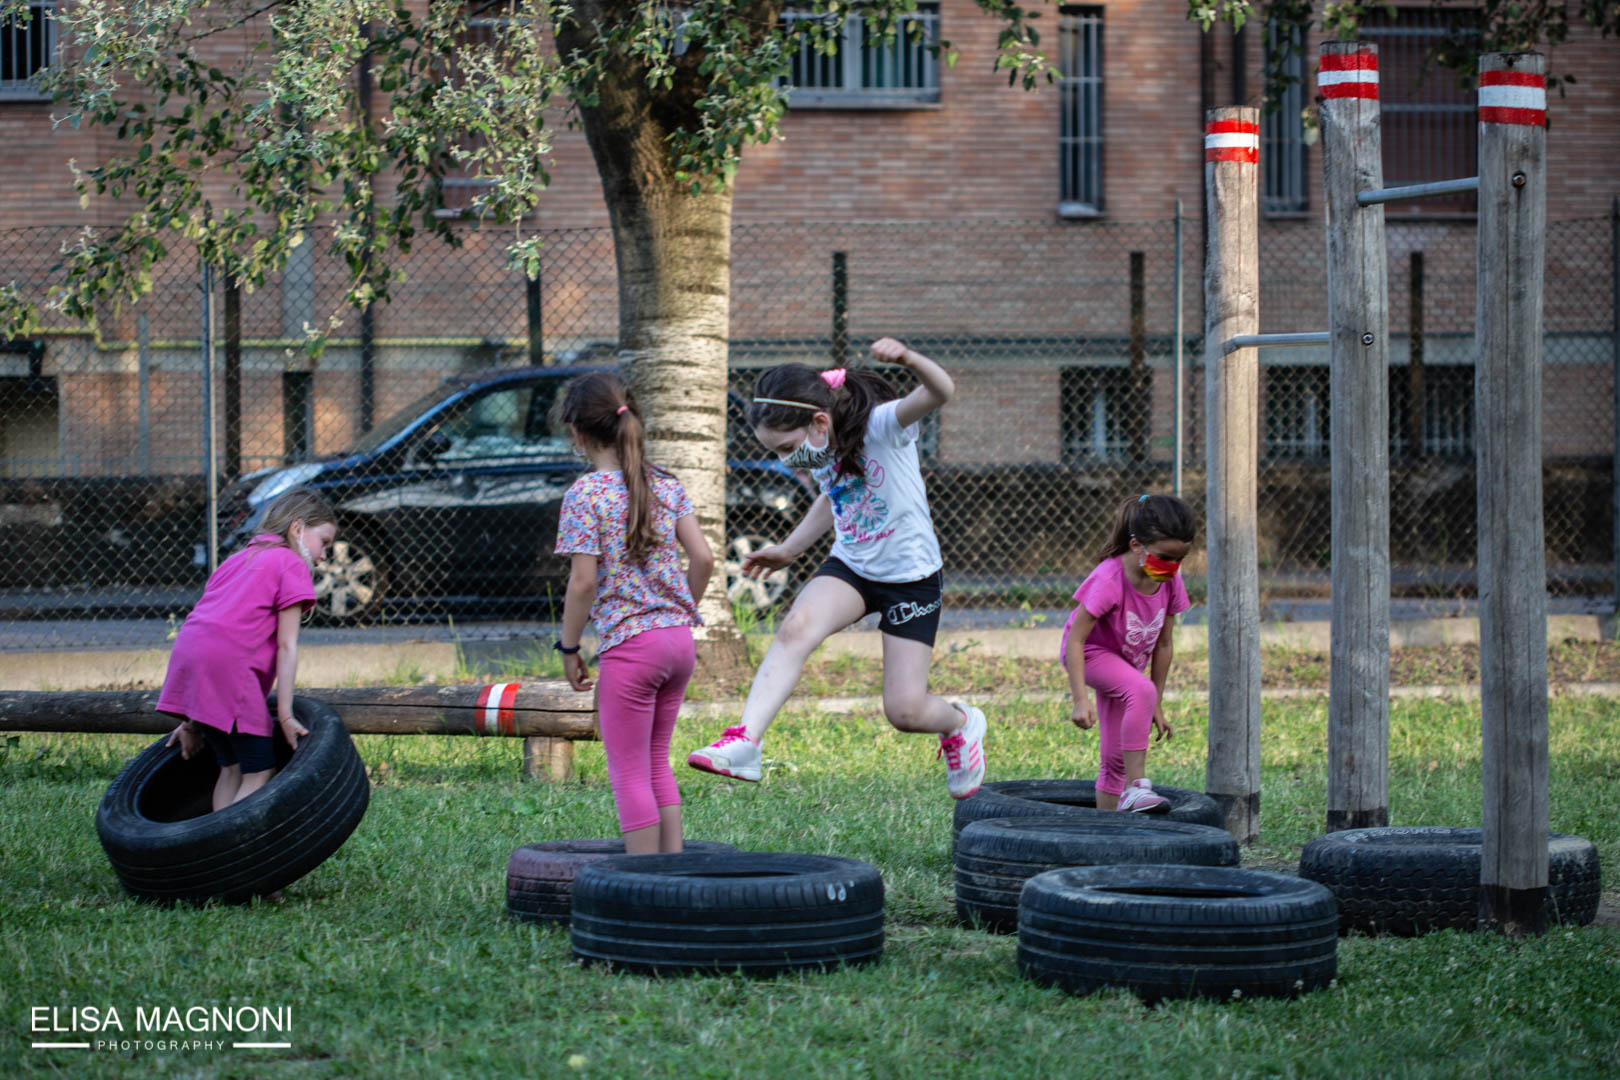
top-left (1475, 52), bottom-right (1550, 936)
top-left (1319, 40), bottom-right (1391, 837)
top-left (1202, 105), bottom-right (1262, 845)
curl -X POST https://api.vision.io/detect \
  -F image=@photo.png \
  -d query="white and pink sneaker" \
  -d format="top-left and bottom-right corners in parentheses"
top-left (938, 705), bottom-right (986, 800)
top-left (1118, 777), bottom-right (1170, 812)
top-left (687, 726), bottom-right (763, 782)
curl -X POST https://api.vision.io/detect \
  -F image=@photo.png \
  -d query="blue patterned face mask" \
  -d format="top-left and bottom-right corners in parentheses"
top-left (780, 431), bottom-right (833, 470)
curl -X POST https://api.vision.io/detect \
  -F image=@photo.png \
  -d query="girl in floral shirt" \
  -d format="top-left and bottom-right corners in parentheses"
top-left (554, 372), bottom-right (714, 854)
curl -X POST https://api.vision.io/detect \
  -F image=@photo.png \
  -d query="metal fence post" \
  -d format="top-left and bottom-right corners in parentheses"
top-left (200, 261), bottom-right (219, 574)
top-left (1202, 107), bottom-right (1263, 844)
top-left (1409, 250), bottom-right (1425, 462)
top-left (224, 275), bottom-right (243, 478)
top-left (832, 251), bottom-right (849, 367)
top-left (1129, 251), bottom-right (1148, 462)
top-left (1611, 195), bottom-right (1619, 613)
top-left (137, 311), bottom-right (151, 476)
top-left (1475, 51), bottom-right (1549, 936)
top-left (359, 302), bottom-right (376, 433)
top-left (1320, 39), bottom-right (1391, 833)
top-left (527, 273), bottom-right (544, 366)
top-left (1173, 199), bottom-right (1184, 497)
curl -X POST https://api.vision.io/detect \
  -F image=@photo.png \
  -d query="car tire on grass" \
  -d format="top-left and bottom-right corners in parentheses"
top-left (95, 697), bottom-right (370, 904)
top-left (1299, 826), bottom-right (1601, 935)
top-left (570, 852), bottom-right (884, 976)
top-left (952, 778), bottom-right (1224, 857)
top-left (1018, 865), bottom-right (1339, 1001)
top-left (956, 816), bottom-right (1240, 933)
top-left (506, 839), bottom-right (739, 925)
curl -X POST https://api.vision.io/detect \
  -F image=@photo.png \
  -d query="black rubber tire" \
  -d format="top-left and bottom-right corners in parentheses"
top-left (506, 839), bottom-right (738, 925)
top-left (1018, 864), bottom-right (1339, 1001)
top-left (955, 816), bottom-right (1240, 933)
top-left (569, 852), bottom-right (884, 976)
top-left (1298, 827), bottom-right (1602, 935)
top-left (95, 697), bottom-right (370, 904)
top-left (952, 779), bottom-right (1224, 856)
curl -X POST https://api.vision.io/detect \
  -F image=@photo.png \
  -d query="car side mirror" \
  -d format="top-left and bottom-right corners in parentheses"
top-left (418, 429), bottom-right (453, 461)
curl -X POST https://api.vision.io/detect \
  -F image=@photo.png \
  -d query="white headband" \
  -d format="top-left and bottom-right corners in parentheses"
top-left (752, 396), bottom-right (820, 410)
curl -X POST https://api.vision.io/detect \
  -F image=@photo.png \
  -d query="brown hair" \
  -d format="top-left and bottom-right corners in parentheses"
top-left (250, 488), bottom-right (337, 557)
top-left (560, 371), bottom-right (669, 564)
top-left (747, 363), bottom-right (899, 480)
top-left (1096, 493), bottom-right (1197, 564)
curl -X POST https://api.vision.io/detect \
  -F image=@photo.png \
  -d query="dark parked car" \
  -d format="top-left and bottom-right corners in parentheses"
top-left (210, 366), bottom-right (815, 623)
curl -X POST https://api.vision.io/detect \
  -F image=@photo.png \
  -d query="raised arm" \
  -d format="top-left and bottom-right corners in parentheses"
top-left (871, 337), bottom-right (954, 429)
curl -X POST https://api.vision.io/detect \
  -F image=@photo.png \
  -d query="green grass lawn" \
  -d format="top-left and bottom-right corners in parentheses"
top-left (2, 694), bottom-right (1617, 1078)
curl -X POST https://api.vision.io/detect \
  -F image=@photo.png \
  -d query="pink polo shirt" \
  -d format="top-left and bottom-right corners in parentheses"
top-left (157, 536), bottom-right (316, 736)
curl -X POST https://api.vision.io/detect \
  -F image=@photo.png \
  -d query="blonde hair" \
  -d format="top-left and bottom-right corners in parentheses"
top-left (249, 488), bottom-right (337, 557)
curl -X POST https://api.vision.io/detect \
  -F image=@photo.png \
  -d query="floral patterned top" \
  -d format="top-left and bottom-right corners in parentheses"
top-left (554, 469), bottom-right (702, 653)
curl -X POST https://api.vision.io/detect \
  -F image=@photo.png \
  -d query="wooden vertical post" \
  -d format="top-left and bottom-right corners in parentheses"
top-left (1202, 107), bottom-right (1263, 843)
top-left (523, 735), bottom-right (576, 782)
top-left (1319, 41), bottom-right (1391, 832)
top-left (1476, 51), bottom-right (1550, 935)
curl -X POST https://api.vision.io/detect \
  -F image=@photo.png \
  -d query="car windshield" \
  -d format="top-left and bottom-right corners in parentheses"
top-left (345, 387), bottom-right (462, 457)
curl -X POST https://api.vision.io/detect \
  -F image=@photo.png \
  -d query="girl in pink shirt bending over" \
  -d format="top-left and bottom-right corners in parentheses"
top-left (160, 488), bottom-right (336, 811)
top-left (1061, 494), bottom-right (1197, 811)
top-left (554, 372), bottom-right (715, 855)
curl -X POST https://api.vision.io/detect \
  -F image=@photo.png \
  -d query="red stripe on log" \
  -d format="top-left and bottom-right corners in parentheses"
top-left (1205, 120), bottom-right (1259, 135)
top-left (1479, 71), bottom-right (1545, 88)
top-left (1320, 84), bottom-right (1378, 100)
top-left (1205, 148), bottom-right (1259, 164)
top-left (1479, 106), bottom-right (1546, 127)
top-left (1320, 53), bottom-right (1378, 71)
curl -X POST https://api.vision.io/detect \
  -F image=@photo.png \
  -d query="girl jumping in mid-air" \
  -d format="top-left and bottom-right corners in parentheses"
top-left (1062, 494), bottom-right (1197, 811)
top-left (554, 372), bottom-right (715, 854)
top-left (161, 488), bottom-right (336, 811)
top-left (687, 338), bottom-right (986, 800)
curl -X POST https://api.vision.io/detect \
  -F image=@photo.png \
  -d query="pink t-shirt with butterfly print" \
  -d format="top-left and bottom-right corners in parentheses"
top-left (1060, 555), bottom-right (1190, 671)
top-left (554, 469), bottom-right (702, 654)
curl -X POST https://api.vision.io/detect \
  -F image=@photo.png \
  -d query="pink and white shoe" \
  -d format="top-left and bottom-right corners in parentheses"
top-left (687, 726), bottom-right (763, 782)
top-left (1118, 778), bottom-right (1170, 812)
top-left (938, 705), bottom-right (986, 800)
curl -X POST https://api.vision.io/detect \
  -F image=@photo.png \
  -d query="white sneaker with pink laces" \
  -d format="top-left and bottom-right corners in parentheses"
top-left (938, 705), bottom-right (987, 800)
top-left (1118, 777), bottom-right (1170, 812)
top-left (687, 726), bottom-right (763, 782)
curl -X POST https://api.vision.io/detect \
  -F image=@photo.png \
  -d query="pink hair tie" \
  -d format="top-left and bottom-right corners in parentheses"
top-left (821, 368), bottom-right (847, 390)
top-left (616, 405), bottom-right (628, 415)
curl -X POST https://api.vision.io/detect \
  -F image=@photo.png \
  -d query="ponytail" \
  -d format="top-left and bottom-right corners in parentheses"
top-left (1096, 493), bottom-right (1197, 564)
top-left (560, 372), bottom-right (667, 564)
top-left (748, 363), bottom-right (899, 480)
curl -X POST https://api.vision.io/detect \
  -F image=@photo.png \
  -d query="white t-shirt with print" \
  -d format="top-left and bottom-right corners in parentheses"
top-left (810, 400), bottom-right (942, 583)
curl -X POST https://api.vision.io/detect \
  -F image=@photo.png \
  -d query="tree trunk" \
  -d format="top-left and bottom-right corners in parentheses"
top-left (558, 6), bottom-right (751, 682)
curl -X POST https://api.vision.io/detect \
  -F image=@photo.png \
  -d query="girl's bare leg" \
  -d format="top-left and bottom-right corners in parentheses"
top-left (212, 764), bottom-right (242, 812)
top-left (879, 635), bottom-right (964, 734)
top-left (231, 767), bottom-right (276, 805)
top-left (739, 576), bottom-right (868, 743)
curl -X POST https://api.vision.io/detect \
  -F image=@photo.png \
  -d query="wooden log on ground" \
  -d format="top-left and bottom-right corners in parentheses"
top-left (0, 681), bottom-right (597, 740)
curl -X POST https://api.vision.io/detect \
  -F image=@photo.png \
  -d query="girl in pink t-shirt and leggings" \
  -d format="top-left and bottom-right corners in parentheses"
top-left (1061, 494), bottom-right (1197, 811)
top-left (159, 488), bottom-right (336, 812)
top-left (554, 372), bottom-right (715, 856)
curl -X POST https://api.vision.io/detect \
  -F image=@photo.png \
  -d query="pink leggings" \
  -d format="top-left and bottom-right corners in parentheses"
top-left (1083, 647), bottom-right (1157, 796)
top-left (596, 626), bottom-right (695, 833)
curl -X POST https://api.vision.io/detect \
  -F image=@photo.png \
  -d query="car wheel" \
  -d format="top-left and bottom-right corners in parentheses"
top-left (312, 536), bottom-right (388, 624)
top-left (723, 531), bottom-right (793, 614)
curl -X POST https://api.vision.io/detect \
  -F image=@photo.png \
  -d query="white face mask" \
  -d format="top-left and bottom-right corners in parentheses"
top-left (780, 430), bottom-right (833, 470)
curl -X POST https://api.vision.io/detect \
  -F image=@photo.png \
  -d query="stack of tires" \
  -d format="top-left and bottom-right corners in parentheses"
top-left (957, 778), bottom-right (1339, 1001)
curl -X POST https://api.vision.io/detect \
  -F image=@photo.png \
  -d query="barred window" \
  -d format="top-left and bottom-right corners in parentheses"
top-left (1389, 363), bottom-right (1474, 458)
top-left (1060, 366), bottom-right (1132, 463)
top-left (1057, 6), bottom-right (1104, 216)
top-left (1360, 8), bottom-right (1480, 215)
top-left (1264, 365), bottom-right (1330, 460)
top-left (781, 4), bottom-right (940, 108)
top-left (1, 0), bottom-right (55, 101)
top-left (1262, 17), bottom-right (1307, 215)
top-left (440, 14), bottom-right (507, 215)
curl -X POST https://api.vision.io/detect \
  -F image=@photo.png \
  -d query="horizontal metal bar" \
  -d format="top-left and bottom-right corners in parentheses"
top-left (1358, 176), bottom-right (1479, 206)
top-left (1221, 332), bottom-right (1330, 356)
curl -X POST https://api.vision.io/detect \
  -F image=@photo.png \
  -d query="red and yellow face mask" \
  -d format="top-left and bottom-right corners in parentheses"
top-left (1141, 552), bottom-right (1182, 582)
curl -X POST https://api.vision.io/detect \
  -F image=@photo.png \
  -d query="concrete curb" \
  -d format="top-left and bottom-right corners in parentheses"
top-left (677, 680), bottom-right (1620, 719)
top-left (2, 613), bottom-right (1610, 692)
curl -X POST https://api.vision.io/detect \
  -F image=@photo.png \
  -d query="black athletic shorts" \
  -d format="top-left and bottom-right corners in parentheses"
top-left (198, 723), bottom-right (278, 774)
top-left (812, 556), bottom-right (943, 646)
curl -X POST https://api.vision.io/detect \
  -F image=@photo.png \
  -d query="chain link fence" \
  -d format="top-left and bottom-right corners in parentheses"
top-left (2, 212), bottom-right (1616, 649)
